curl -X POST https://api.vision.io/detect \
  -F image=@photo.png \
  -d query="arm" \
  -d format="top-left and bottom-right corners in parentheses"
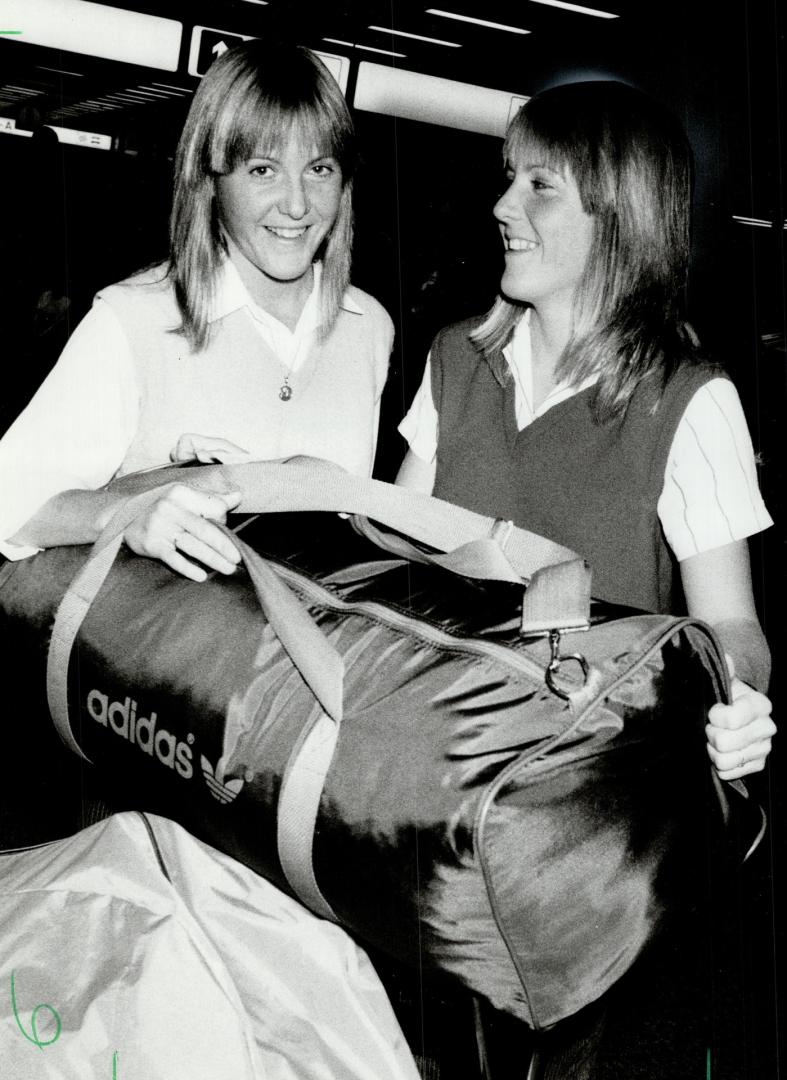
top-left (1, 301), bottom-right (242, 580)
top-left (12, 483), bottom-right (243, 583)
top-left (395, 354), bottom-right (438, 493)
top-left (680, 541), bottom-right (775, 780)
top-left (395, 449), bottom-right (436, 494)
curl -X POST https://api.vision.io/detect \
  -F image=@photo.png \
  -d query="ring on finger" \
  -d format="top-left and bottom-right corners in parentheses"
top-left (738, 755), bottom-right (747, 770)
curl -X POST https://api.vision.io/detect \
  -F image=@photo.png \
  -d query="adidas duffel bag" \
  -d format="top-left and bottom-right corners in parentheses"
top-left (0, 460), bottom-right (743, 1030)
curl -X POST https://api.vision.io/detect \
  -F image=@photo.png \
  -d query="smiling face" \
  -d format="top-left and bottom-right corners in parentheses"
top-left (215, 136), bottom-right (343, 308)
top-left (493, 149), bottom-right (595, 317)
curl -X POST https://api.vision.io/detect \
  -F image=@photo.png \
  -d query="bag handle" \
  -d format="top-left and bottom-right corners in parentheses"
top-left (46, 484), bottom-right (344, 760)
top-left (109, 458), bottom-right (593, 634)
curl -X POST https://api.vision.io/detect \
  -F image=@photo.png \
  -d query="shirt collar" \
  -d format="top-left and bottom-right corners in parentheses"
top-left (209, 258), bottom-right (364, 324)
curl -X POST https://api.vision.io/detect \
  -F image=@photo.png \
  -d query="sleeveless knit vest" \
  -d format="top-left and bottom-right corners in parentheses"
top-left (431, 319), bottom-right (723, 613)
top-left (97, 265), bottom-right (392, 478)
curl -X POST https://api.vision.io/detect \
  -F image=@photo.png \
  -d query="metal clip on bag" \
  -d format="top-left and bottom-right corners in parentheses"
top-left (0, 459), bottom-right (752, 1031)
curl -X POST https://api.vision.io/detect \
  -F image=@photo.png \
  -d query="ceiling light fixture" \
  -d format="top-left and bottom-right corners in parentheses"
top-left (151, 82), bottom-right (192, 95)
top-left (323, 37), bottom-right (406, 58)
top-left (425, 9), bottom-right (530, 34)
top-left (368, 25), bottom-right (461, 47)
top-left (36, 65), bottom-right (85, 76)
top-left (732, 215), bottom-right (771, 228)
top-left (526, 0), bottom-right (618, 17)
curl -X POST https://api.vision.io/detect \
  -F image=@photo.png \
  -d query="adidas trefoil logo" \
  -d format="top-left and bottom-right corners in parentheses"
top-left (200, 754), bottom-right (244, 805)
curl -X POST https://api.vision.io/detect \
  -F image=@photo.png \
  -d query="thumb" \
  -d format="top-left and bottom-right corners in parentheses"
top-left (724, 652), bottom-right (736, 682)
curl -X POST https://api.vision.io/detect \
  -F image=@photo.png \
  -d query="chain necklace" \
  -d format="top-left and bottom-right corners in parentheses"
top-left (279, 373), bottom-right (293, 402)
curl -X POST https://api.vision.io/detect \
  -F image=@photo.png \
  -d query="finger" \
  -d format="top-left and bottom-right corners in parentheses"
top-left (195, 447), bottom-right (251, 464)
top-left (170, 434), bottom-right (200, 462)
top-left (711, 746), bottom-right (772, 780)
top-left (148, 538), bottom-right (209, 583)
top-left (173, 527), bottom-right (240, 576)
top-left (171, 434), bottom-right (249, 463)
top-left (707, 737), bottom-right (773, 776)
top-left (707, 692), bottom-right (772, 730)
top-left (705, 716), bottom-right (777, 753)
top-left (177, 511), bottom-right (241, 565)
top-left (165, 484), bottom-right (243, 521)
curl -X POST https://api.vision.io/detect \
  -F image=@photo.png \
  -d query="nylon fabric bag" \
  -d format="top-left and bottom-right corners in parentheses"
top-left (0, 461), bottom-right (746, 1030)
top-left (0, 811), bottom-right (420, 1080)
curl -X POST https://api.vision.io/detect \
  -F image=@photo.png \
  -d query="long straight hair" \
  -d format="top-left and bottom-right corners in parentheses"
top-left (169, 42), bottom-right (357, 351)
top-left (472, 81), bottom-right (700, 421)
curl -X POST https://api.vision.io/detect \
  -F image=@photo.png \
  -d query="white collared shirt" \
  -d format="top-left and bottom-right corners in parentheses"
top-left (0, 260), bottom-right (371, 559)
top-left (399, 316), bottom-right (772, 561)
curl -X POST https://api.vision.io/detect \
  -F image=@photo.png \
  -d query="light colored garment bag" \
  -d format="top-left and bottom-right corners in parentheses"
top-left (0, 811), bottom-right (420, 1080)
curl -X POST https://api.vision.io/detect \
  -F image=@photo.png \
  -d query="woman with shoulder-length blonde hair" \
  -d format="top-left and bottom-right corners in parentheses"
top-left (398, 80), bottom-right (775, 782)
top-left (0, 40), bottom-right (394, 581)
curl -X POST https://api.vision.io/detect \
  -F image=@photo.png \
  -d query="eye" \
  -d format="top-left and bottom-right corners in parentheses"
top-left (531, 177), bottom-right (553, 192)
top-left (248, 163), bottom-right (274, 178)
top-left (309, 161), bottom-right (338, 179)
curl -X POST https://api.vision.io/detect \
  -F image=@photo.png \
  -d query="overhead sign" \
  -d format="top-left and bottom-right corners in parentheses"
top-left (0, 117), bottom-right (32, 138)
top-left (355, 62), bottom-right (527, 138)
top-left (46, 125), bottom-right (112, 150)
top-left (187, 26), bottom-right (349, 92)
top-left (1, 0), bottom-right (182, 71)
top-left (187, 26), bottom-right (255, 79)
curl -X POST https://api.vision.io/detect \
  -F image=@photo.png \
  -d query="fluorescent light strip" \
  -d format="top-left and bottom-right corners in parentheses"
top-left (108, 91), bottom-right (156, 102)
top-left (151, 82), bottom-right (192, 95)
top-left (732, 215), bottom-right (772, 228)
top-left (126, 87), bottom-right (171, 99)
top-left (526, 0), bottom-right (618, 17)
top-left (425, 9), bottom-right (530, 34)
top-left (368, 24), bottom-right (461, 47)
top-left (5, 85), bottom-right (43, 94)
top-left (323, 37), bottom-right (406, 58)
top-left (241, 0), bottom-right (268, 4)
top-left (138, 85), bottom-right (183, 97)
top-left (36, 65), bottom-right (85, 76)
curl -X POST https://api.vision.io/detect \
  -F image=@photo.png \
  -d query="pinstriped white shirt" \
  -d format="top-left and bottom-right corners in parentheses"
top-left (400, 317), bottom-right (772, 561)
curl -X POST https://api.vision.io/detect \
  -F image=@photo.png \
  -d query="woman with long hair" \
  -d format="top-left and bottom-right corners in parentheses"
top-left (0, 41), bottom-right (393, 581)
top-left (397, 81), bottom-right (774, 780)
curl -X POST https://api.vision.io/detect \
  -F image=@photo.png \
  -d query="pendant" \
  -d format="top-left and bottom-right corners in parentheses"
top-left (279, 382), bottom-right (292, 402)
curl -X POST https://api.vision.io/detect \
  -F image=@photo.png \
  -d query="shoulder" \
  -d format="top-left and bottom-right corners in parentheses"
top-left (95, 261), bottom-right (176, 322)
top-left (631, 359), bottom-right (726, 422)
top-left (342, 286), bottom-right (394, 338)
top-left (680, 376), bottom-right (751, 442)
top-left (431, 316), bottom-right (485, 354)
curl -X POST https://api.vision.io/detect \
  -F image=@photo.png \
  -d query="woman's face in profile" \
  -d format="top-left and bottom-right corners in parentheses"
top-left (216, 138), bottom-right (343, 291)
top-left (493, 146), bottom-right (594, 312)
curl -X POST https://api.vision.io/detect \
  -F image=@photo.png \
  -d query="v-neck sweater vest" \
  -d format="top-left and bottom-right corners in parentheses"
top-left (430, 318), bottom-right (723, 613)
top-left (97, 266), bottom-right (393, 478)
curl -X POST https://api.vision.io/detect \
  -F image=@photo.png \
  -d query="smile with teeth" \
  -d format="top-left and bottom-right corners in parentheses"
top-left (506, 237), bottom-right (538, 252)
top-left (266, 226), bottom-right (309, 239)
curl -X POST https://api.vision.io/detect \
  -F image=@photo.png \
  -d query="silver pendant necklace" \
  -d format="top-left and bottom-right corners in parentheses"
top-left (279, 374), bottom-right (293, 402)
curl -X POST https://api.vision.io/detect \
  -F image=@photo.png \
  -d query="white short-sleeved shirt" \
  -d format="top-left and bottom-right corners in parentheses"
top-left (0, 261), bottom-right (386, 559)
top-left (399, 315), bottom-right (771, 561)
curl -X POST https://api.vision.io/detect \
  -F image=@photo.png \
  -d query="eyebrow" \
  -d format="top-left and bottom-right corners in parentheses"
top-left (505, 159), bottom-right (564, 175)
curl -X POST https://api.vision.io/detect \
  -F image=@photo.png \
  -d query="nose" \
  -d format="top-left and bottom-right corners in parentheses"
top-left (493, 181), bottom-right (518, 225)
top-left (278, 173), bottom-right (309, 220)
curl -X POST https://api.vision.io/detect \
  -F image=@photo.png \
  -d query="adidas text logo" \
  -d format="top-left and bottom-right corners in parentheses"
top-left (86, 690), bottom-right (194, 780)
